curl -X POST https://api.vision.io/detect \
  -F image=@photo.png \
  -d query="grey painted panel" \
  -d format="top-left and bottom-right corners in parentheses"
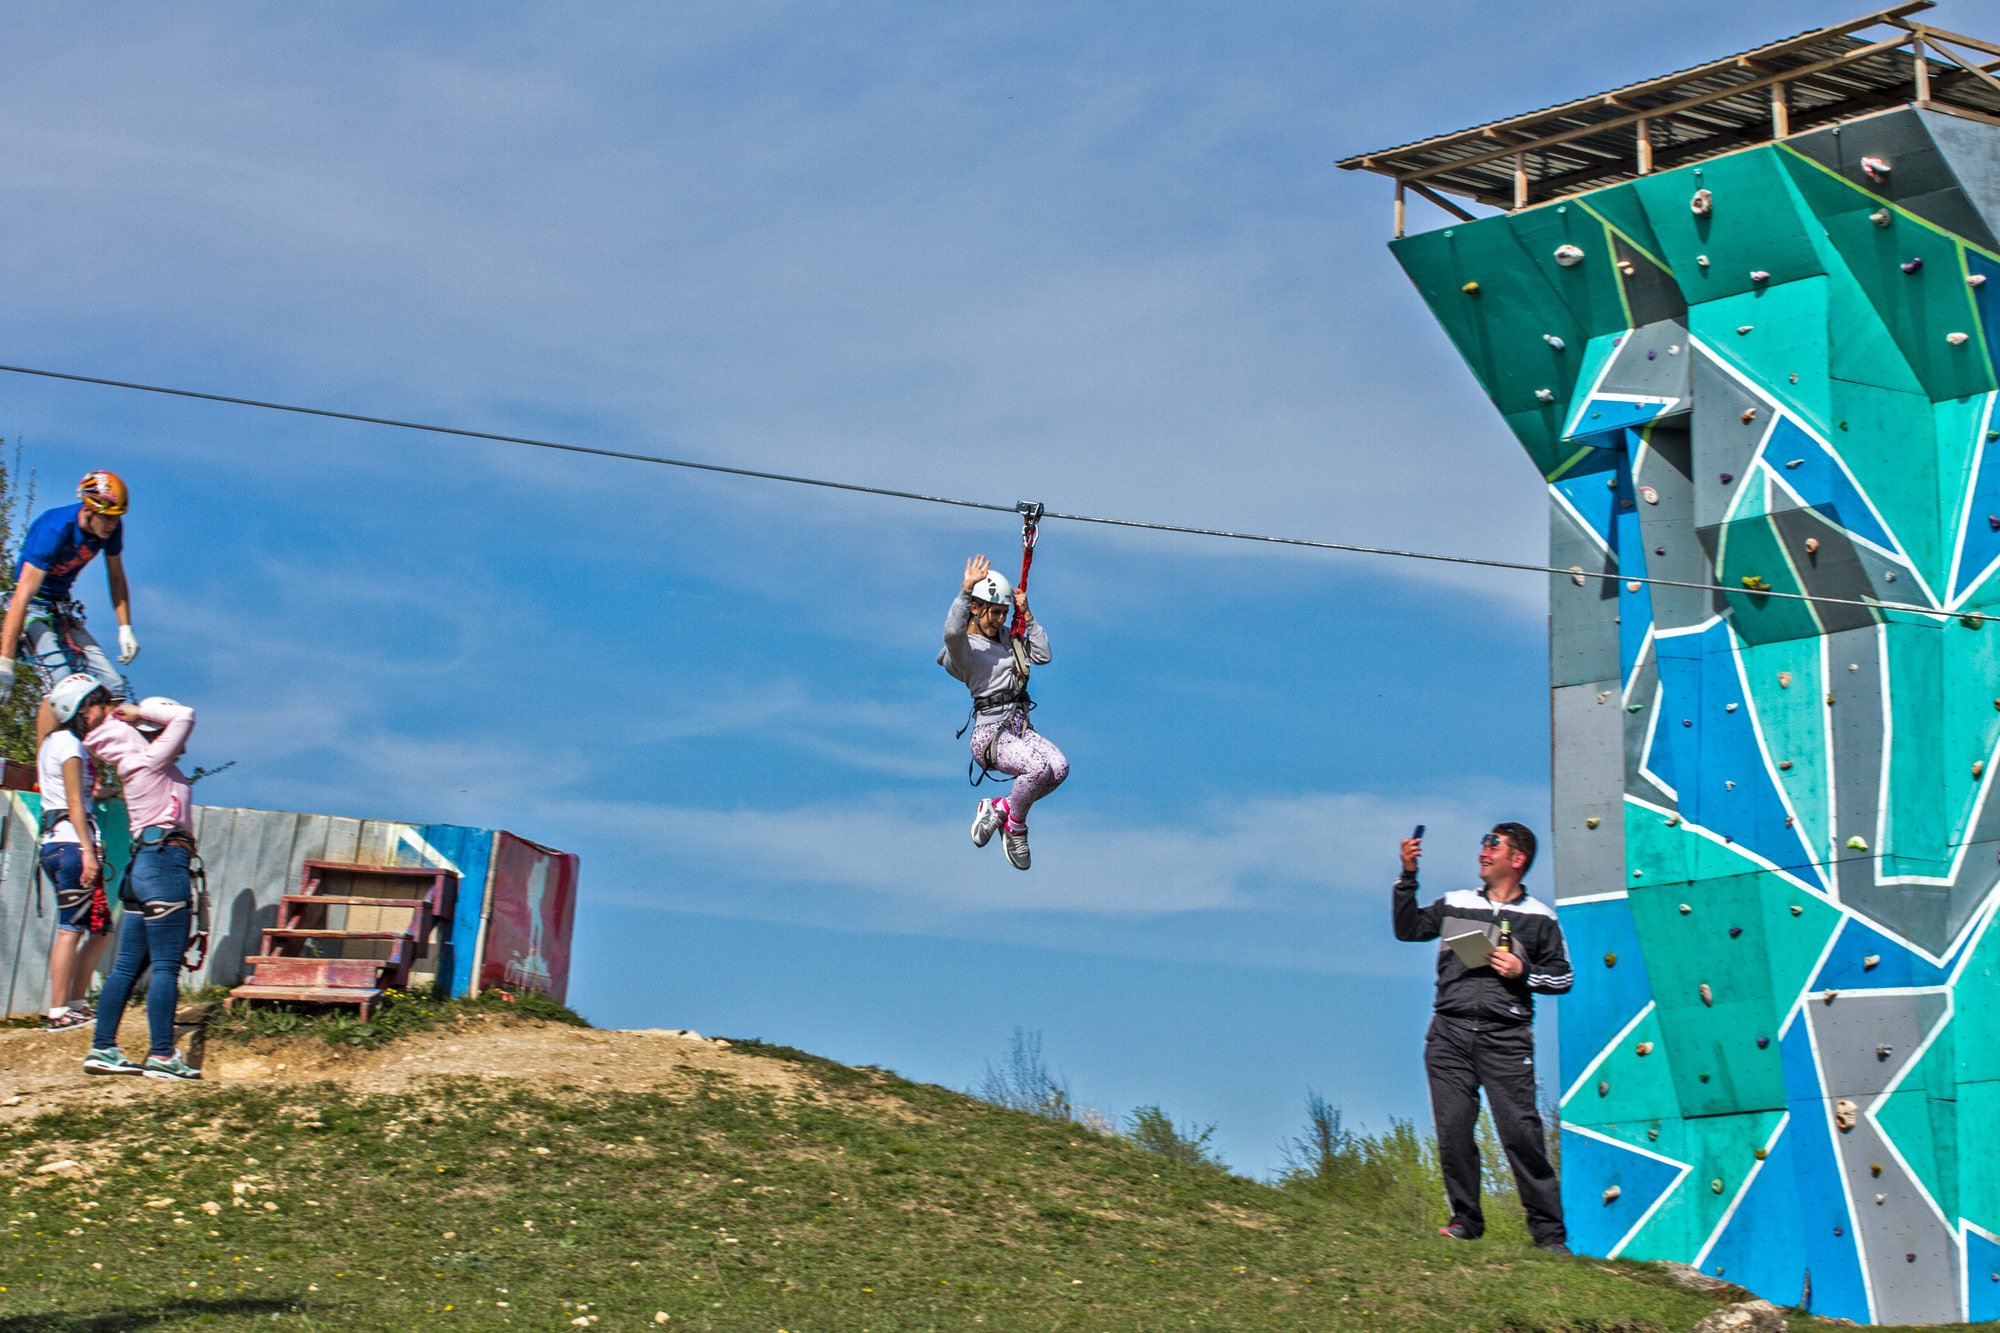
top-left (1823, 626), bottom-right (1894, 928)
top-left (1923, 108), bottom-right (2000, 247)
top-left (1691, 352), bottom-right (1769, 532)
top-left (1551, 503), bottom-right (1620, 688)
top-left (1624, 651), bottom-right (1676, 809)
top-left (1553, 679), bottom-right (1628, 903)
top-left (1598, 320), bottom-right (1694, 406)
top-left (1610, 242), bottom-right (1687, 329)
top-left (321, 817), bottom-right (364, 866)
top-left (1832, 1105), bottom-right (1960, 1325)
top-left (1766, 508), bottom-right (1890, 635)
top-left (1805, 990), bottom-right (1930, 1102)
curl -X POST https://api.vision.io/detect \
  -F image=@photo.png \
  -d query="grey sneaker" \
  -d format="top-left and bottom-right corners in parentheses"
top-left (142, 1049), bottom-right (202, 1082)
top-left (971, 799), bottom-right (1003, 848)
top-left (1003, 824), bottom-right (1031, 871)
top-left (83, 1047), bottom-right (144, 1076)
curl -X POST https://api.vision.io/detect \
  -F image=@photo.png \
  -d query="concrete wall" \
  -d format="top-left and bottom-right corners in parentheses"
top-left (1393, 105), bottom-right (2000, 1324)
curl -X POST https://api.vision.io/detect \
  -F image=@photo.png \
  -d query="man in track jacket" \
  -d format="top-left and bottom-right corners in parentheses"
top-left (1394, 821), bottom-right (1571, 1250)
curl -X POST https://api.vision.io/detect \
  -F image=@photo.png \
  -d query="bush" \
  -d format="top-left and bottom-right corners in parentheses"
top-left (1125, 1104), bottom-right (1223, 1168)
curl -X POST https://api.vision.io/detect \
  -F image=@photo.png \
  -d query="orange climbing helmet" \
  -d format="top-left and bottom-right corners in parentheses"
top-left (77, 470), bottom-right (128, 516)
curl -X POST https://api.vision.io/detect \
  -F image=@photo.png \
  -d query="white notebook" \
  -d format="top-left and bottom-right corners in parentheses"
top-left (1444, 930), bottom-right (1496, 967)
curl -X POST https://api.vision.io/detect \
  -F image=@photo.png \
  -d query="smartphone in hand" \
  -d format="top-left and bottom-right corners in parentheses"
top-left (1413, 825), bottom-right (1425, 839)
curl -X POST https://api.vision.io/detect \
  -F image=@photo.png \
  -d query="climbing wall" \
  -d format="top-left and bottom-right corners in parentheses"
top-left (1392, 105), bottom-right (2000, 1326)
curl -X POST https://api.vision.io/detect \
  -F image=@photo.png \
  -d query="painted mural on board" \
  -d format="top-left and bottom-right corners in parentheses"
top-left (481, 832), bottom-right (578, 1004)
top-left (1394, 106), bottom-right (2000, 1325)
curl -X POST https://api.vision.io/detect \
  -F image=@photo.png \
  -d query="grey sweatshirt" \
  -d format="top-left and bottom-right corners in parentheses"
top-left (939, 592), bottom-right (1051, 715)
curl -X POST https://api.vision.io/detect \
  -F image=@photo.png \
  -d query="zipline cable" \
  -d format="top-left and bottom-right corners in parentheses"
top-left (0, 359), bottom-right (1991, 626)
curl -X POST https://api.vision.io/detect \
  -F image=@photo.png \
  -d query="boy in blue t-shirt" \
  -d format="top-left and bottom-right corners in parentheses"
top-left (0, 471), bottom-right (140, 734)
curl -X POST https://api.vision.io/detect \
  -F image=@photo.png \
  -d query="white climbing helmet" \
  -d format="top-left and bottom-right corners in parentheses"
top-left (132, 696), bottom-right (182, 736)
top-left (968, 569), bottom-right (1013, 606)
top-left (46, 674), bottom-right (105, 725)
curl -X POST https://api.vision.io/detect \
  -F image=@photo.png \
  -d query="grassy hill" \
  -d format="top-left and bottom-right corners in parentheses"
top-left (0, 1013), bottom-right (1842, 1332)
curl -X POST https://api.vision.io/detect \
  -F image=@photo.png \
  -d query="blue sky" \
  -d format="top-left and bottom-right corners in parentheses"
top-left (0, 1), bottom-right (1873, 1173)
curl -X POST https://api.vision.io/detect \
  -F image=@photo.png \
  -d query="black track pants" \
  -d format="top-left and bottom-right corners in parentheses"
top-left (1424, 1015), bottom-right (1565, 1244)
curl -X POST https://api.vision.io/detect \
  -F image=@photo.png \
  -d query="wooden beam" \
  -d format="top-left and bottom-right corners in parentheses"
top-left (1514, 152), bottom-right (1528, 209)
top-left (1636, 117), bottom-right (1653, 173)
top-left (1336, 2), bottom-right (1933, 171)
top-left (1394, 181), bottom-right (1406, 238)
top-left (1921, 35), bottom-right (2000, 98)
top-left (1914, 34), bottom-right (1932, 101)
top-left (1905, 21), bottom-right (2000, 61)
top-left (1406, 179), bottom-right (1476, 222)
top-left (1772, 80), bottom-right (1790, 137)
top-left (1396, 32), bottom-right (1913, 185)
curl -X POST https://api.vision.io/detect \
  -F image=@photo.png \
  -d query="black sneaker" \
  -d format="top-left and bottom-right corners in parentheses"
top-left (1437, 1223), bottom-right (1476, 1241)
top-left (1540, 1241), bottom-right (1573, 1255)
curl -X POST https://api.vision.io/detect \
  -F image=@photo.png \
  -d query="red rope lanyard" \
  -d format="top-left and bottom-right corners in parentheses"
top-left (1010, 502), bottom-right (1042, 641)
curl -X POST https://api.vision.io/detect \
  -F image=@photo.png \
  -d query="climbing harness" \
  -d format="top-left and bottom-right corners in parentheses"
top-left (118, 825), bottom-right (210, 972)
top-left (24, 600), bottom-right (100, 683)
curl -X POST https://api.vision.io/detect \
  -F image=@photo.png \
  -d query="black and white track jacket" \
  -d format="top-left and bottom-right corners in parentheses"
top-left (1392, 872), bottom-right (1573, 1026)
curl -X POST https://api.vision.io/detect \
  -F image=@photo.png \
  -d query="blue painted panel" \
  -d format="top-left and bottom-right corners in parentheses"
top-left (1779, 1020), bottom-right (1871, 1321)
top-left (1812, 913), bottom-right (1955, 991)
top-left (1967, 1226), bottom-right (2000, 1323)
top-left (1649, 631), bottom-right (1703, 799)
top-left (1575, 397), bottom-right (1669, 437)
top-left (1615, 448), bottom-right (1655, 686)
top-left (1558, 897), bottom-right (1656, 1090)
top-left (1698, 1118), bottom-right (1806, 1304)
top-left (1766, 417), bottom-right (1899, 555)
top-left (1660, 621), bottom-right (1819, 878)
top-left (417, 824), bottom-right (496, 998)
top-left (1553, 453), bottom-right (1623, 549)
top-left (1562, 1126), bottom-right (1686, 1259)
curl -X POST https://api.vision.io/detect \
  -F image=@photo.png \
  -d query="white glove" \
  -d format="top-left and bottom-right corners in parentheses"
top-left (117, 625), bottom-right (140, 665)
top-left (0, 658), bottom-right (14, 695)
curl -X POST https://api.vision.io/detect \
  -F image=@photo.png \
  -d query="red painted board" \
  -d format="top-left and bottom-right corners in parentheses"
top-left (479, 832), bottom-right (578, 1004)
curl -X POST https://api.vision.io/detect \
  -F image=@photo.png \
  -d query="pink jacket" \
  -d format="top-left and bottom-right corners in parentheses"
top-left (85, 700), bottom-right (195, 835)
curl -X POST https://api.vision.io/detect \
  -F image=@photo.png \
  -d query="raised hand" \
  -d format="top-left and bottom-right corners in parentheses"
top-left (963, 554), bottom-right (991, 592)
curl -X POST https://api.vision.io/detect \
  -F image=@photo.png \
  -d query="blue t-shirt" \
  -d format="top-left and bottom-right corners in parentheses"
top-left (17, 503), bottom-right (123, 603)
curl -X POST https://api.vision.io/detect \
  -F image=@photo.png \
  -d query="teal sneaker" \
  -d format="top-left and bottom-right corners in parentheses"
top-left (142, 1049), bottom-right (202, 1082)
top-left (82, 1047), bottom-right (144, 1076)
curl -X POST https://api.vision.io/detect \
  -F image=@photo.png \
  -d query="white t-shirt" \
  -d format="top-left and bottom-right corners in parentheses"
top-left (35, 730), bottom-right (93, 845)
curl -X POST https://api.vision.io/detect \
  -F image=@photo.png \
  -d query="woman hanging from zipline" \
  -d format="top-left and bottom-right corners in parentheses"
top-left (940, 507), bottom-right (1066, 870)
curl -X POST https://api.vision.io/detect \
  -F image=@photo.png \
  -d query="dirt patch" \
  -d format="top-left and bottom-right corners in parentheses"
top-left (0, 1020), bottom-right (807, 1122)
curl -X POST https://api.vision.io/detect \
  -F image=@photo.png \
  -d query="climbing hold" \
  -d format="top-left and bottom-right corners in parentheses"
top-left (1646, 348), bottom-right (1656, 360)
top-left (1635, 1041), bottom-right (1651, 1055)
top-left (1725, 702), bottom-right (1737, 712)
top-left (1834, 1227), bottom-right (1844, 1237)
top-left (1790, 373), bottom-right (1799, 383)
top-left (1721, 472), bottom-right (1735, 484)
top-left (1973, 273), bottom-right (1989, 287)
top-left (1908, 1255), bottom-right (1918, 1264)
top-left (1976, 761), bottom-right (1986, 779)
top-left (1736, 325), bottom-right (1753, 335)
top-left (1461, 281), bottom-right (1481, 295)
top-left (1626, 581), bottom-right (1640, 593)
top-left (1804, 536), bottom-right (1820, 554)
top-left (1827, 695), bottom-right (1836, 706)
top-left (1835, 1099), bottom-right (1858, 1130)
top-left (1679, 903), bottom-right (1692, 914)
top-left (1698, 255), bottom-right (1711, 268)
top-left (1569, 566), bottom-right (1587, 587)
top-left (1754, 1148), bottom-right (1767, 1160)
top-left (1863, 955), bottom-right (1880, 970)
top-left (1691, 188), bottom-right (1713, 215)
top-left (1990, 516), bottom-right (2000, 532)
top-left (1757, 1036), bottom-right (1771, 1048)
top-left (1710, 1178), bottom-right (1723, 1194)
top-left (1824, 989), bottom-right (1840, 1004)
top-left (1640, 485), bottom-right (1658, 505)
top-left (1668, 344), bottom-right (1681, 355)
top-left (1849, 663), bottom-right (1859, 671)
top-left (1778, 671), bottom-right (1792, 687)
top-left (1870, 209), bottom-right (1891, 227)
top-left (1741, 408), bottom-right (1757, 423)
top-left (1785, 458), bottom-right (1803, 469)
top-left (1606, 475), bottom-right (1618, 490)
top-left (1535, 388), bottom-right (1555, 402)
top-left (1586, 817), bottom-right (1601, 829)
top-left (1602, 1184), bottom-right (1621, 1204)
top-left (1596, 689), bottom-right (1611, 702)
top-left (1885, 570), bottom-right (1897, 581)
top-left (1877, 1194), bottom-right (1887, 1205)
top-left (1654, 545), bottom-right (1665, 555)
top-left (1861, 155), bottom-right (1891, 179)
top-left (1750, 270), bottom-right (1770, 283)
top-left (1741, 575), bottom-right (1771, 591)
top-left (1877, 1044), bottom-right (1893, 1060)
top-left (1554, 244), bottom-right (1585, 267)
top-left (1729, 927), bottom-right (1743, 938)
top-left (1779, 760), bottom-right (1793, 770)
top-left (1902, 258), bottom-right (1924, 274)
top-left (1700, 1072), bottom-right (1711, 1083)
top-left (1725, 781), bottom-right (1736, 790)
top-left (1790, 905), bottom-right (1803, 916)
top-left (1682, 718), bottom-right (1692, 727)
top-left (1618, 499), bottom-right (1634, 510)
top-left (1647, 1127), bottom-right (1659, 1141)
top-left (1667, 815), bottom-right (1680, 826)
top-left (1605, 953), bottom-right (1617, 967)
top-left (1786, 815), bottom-right (1794, 828)
top-left (1699, 983), bottom-right (1714, 1007)
top-left (1626, 703), bottom-right (1642, 713)
top-left (1545, 334), bottom-right (1567, 350)
top-left (1950, 332), bottom-right (1971, 346)
top-left (1847, 835), bottom-right (1869, 850)
top-left (1966, 614), bottom-right (1987, 629)
top-left (1597, 1080), bottom-right (1609, 1096)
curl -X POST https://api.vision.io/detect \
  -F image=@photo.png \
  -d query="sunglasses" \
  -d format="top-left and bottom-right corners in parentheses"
top-left (1481, 834), bottom-right (1506, 849)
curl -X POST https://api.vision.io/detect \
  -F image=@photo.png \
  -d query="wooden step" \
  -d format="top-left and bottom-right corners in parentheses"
top-left (226, 984), bottom-right (384, 1017)
top-left (281, 895), bottom-right (425, 909)
top-left (262, 928), bottom-right (414, 941)
top-left (243, 956), bottom-right (389, 989)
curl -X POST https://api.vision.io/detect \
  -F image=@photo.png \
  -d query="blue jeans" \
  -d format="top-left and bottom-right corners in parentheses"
top-left (92, 842), bottom-right (191, 1058)
top-left (39, 841), bottom-right (107, 935)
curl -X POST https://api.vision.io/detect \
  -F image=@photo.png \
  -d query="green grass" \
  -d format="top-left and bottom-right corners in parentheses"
top-left (195, 985), bottom-right (588, 1050)
top-left (0, 1028), bottom-right (1800, 1332)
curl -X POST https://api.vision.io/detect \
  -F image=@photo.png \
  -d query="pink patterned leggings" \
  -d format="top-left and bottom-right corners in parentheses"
top-left (971, 721), bottom-right (1069, 825)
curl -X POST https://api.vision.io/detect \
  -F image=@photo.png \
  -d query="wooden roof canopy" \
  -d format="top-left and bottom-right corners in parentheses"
top-left (1337, 2), bottom-right (2000, 235)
